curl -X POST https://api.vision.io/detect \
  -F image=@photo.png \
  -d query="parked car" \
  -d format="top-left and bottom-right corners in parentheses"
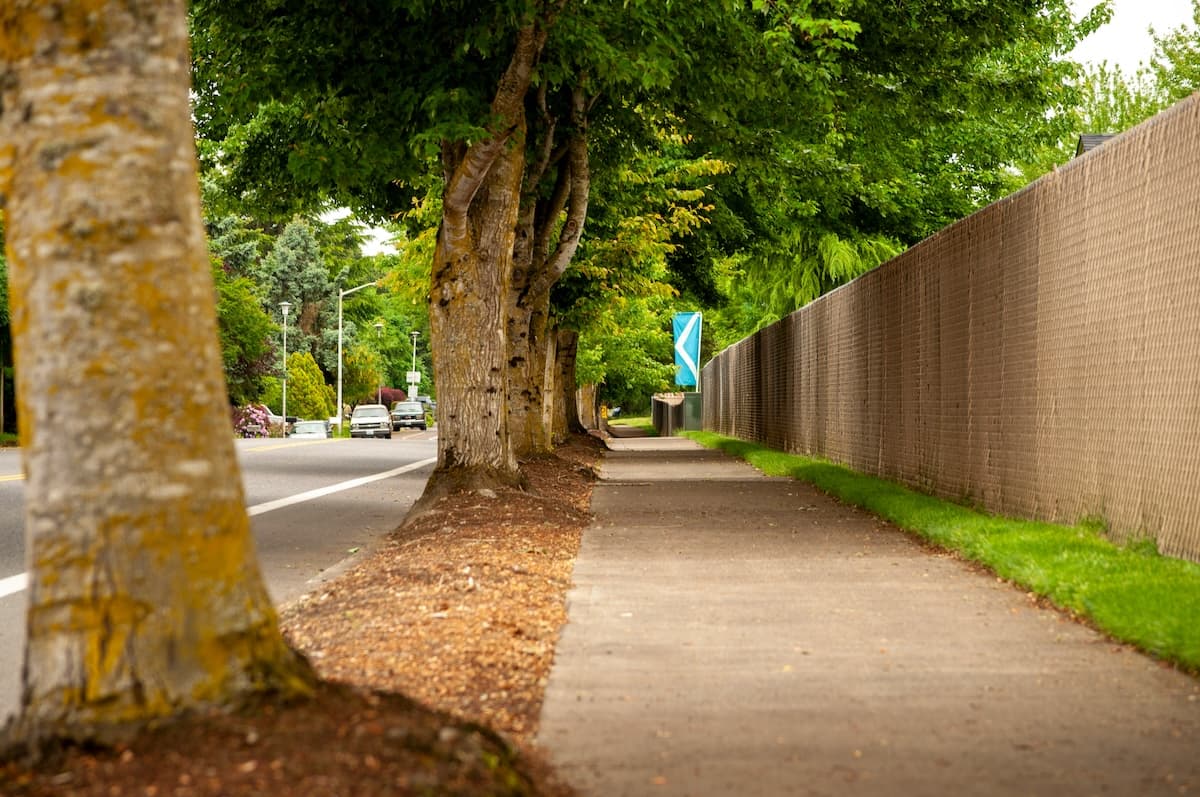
top-left (349, 404), bottom-right (392, 439)
top-left (390, 400), bottom-right (427, 431)
top-left (288, 419), bottom-right (331, 439)
top-left (258, 406), bottom-right (298, 435)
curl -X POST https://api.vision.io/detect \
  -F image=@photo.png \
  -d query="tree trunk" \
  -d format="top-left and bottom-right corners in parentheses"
top-left (541, 319), bottom-right (559, 443)
top-left (0, 0), bottom-right (312, 745)
top-left (505, 85), bottom-right (590, 458)
top-left (577, 383), bottom-right (601, 431)
top-left (419, 26), bottom-right (547, 505)
top-left (427, 141), bottom-right (526, 494)
top-left (507, 290), bottom-right (555, 456)
top-left (554, 329), bottom-right (586, 441)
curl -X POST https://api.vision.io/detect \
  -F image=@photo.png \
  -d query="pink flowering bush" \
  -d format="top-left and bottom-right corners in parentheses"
top-left (232, 404), bottom-right (272, 438)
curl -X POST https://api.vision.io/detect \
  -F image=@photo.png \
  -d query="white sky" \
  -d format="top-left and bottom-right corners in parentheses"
top-left (1069, 0), bottom-right (1197, 72)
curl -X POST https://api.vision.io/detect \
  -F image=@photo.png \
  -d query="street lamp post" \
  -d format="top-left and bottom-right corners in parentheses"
top-left (408, 331), bottom-right (421, 402)
top-left (336, 281), bottom-right (378, 433)
top-left (279, 301), bottom-right (291, 433)
top-left (374, 321), bottom-right (384, 405)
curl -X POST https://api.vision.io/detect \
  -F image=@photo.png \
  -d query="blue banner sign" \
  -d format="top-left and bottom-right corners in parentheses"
top-left (673, 312), bottom-right (702, 388)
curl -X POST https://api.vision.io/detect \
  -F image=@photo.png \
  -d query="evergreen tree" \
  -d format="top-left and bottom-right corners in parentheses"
top-left (285, 351), bottom-right (335, 420)
top-left (258, 220), bottom-right (331, 364)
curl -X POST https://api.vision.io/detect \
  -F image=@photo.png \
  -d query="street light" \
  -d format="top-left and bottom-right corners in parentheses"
top-left (279, 302), bottom-right (292, 432)
top-left (335, 281), bottom-right (378, 433)
top-left (374, 321), bottom-right (384, 405)
top-left (408, 331), bottom-right (421, 401)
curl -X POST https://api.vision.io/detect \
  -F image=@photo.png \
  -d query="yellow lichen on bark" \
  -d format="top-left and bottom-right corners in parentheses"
top-left (1, 0), bottom-right (314, 745)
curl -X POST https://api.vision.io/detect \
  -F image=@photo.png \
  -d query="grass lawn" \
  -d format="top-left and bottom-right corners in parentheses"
top-left (608, 415), bottom-right (656, 435)
top-left (686, 431), bottom-right (1200, 675)
top-left (0, 433), bottom-right (16, 448)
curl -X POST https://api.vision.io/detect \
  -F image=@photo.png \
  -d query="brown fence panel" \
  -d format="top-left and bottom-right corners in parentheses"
top-left (700, 94), bottom-right (1200, 563)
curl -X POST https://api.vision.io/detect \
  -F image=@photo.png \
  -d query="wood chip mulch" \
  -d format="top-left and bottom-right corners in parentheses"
top-left (0, 432), bottom-right (605, 796)
top-left (280, 433), bottom-right (602, 749)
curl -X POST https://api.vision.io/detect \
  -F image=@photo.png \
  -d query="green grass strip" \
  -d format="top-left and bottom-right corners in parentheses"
top-left (609, 416), bottom-right (657, 435)
top-left (685, 431), bottom-right (1200, 674)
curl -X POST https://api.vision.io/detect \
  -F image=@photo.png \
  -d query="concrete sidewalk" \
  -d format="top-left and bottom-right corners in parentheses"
top-left (537, 436), bottom-right (1200, 796)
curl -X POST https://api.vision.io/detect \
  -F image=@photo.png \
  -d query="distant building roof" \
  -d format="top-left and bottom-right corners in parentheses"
top-left (1075, 134), bottom-right (1116, 157)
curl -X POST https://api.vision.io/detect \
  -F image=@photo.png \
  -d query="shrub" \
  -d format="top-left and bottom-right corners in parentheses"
top-left (232, 404), bottom-right (271, 438)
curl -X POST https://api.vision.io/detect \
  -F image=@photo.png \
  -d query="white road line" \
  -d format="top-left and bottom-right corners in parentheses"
top-left (0, 457), bottom-right (436, 599)
top-left (246, 458), bottom-right (435, 515)
top-left (0, 573), bottom-right (27, 599)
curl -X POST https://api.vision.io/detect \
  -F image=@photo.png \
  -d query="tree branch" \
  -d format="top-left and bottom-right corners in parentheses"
top-left (442, 25), bottom-right (547, 240)
top-left (529, 83), bottom-right (590, 300)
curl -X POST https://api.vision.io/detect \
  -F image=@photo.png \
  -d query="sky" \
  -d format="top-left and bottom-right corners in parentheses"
top-left (1069, 0), bottom-right (1197, 72)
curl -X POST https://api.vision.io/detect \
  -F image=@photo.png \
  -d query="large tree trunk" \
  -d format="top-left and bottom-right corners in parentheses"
top-left (428, 141), bottom-right (526, 494)
top-left (419, 26), bottom-right (547, 505)
top-left (0, 0), bottom-right (313, 745)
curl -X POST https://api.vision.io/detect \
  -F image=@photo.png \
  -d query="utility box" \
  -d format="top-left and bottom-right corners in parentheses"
top-left (652, 392), bottom-right (703, 436)
top-left (681, 392), bottom-right (702, 431)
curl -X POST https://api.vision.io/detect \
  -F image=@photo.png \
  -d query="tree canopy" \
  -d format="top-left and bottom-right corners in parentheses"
top-left (190, 0), bottom-right (1108, 482)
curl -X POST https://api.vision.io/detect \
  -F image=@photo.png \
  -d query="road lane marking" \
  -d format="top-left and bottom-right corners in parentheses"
top-left (0, 457), bottom-right (437, 598)
top-left (246, 458), bottom-right (436, 515)
top-left (0, 573), bottom-right (27, 599)
top-left (0, 474), bottom-right (24, 482)
top-left (243, 439), bottom-right (341, 453)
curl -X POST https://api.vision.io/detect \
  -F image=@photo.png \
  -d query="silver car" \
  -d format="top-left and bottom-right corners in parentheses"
top-left (349, 404), bottom-right (392, 439)
top-left (288, 419), bottom-right (331, 439)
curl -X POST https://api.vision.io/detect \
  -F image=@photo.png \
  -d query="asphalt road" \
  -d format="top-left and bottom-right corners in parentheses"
top-left (0, 433), bottom-right (436, 724)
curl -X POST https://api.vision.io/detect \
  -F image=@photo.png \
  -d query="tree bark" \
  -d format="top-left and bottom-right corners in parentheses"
top-left (507, 289), bottom-right (555, 455)
top-left (577, 382), bottom-right (601, 431)
top-left (541, 318), bottom-right (559, 442)
top-left (506, 85), bottom-right (590, 457)
top-left (554, 329), bottom-right (586, 441)
top-left (420, 25), bottom-right (548, 504)
top-left (0, 0), bottom-right (313, 746)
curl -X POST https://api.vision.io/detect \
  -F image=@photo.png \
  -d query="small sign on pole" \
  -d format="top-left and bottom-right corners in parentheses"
top-left (673, 311), bottom-right (702, 389)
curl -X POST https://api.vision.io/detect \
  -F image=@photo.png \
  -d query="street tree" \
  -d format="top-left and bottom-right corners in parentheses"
top-left (0, 0), bottom-right (313, 747)
top-left (189, 1), bottom-right (772, 495)
top-left (190, 1), bottom-right (1090, 498)
top-left (552, 119), bottom-right (729, 416)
